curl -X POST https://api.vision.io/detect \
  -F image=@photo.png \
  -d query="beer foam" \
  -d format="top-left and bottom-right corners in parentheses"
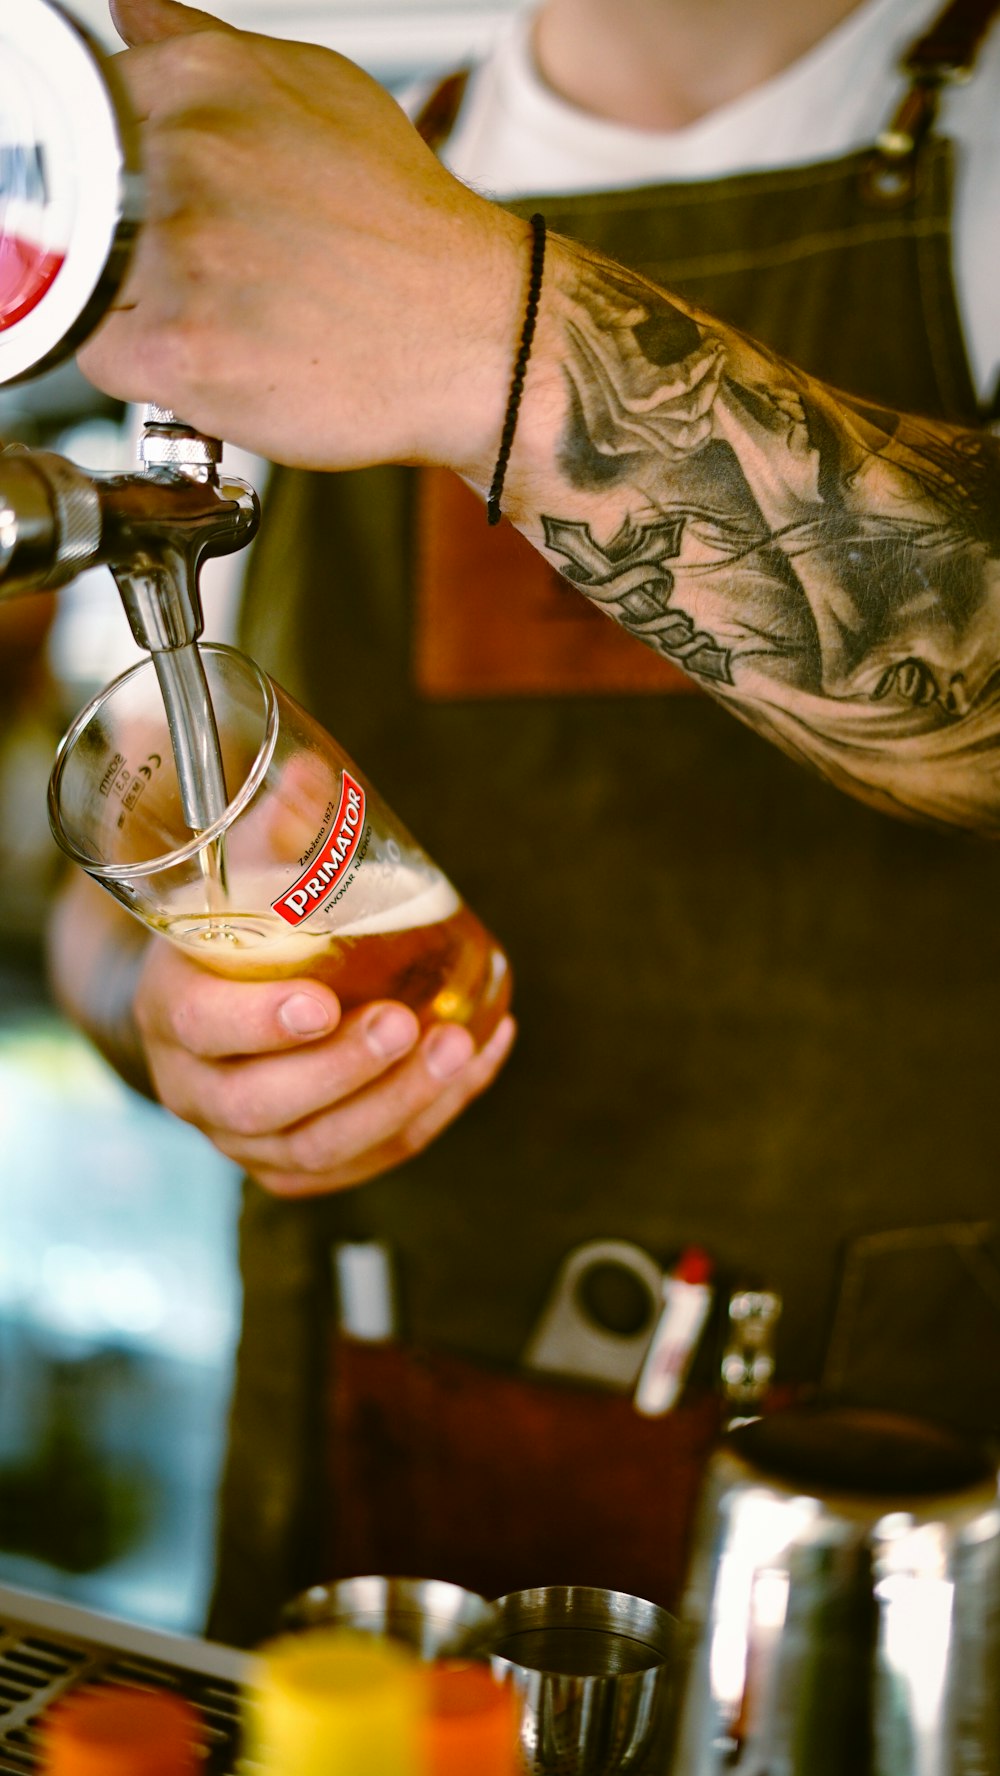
top-left (159, 863), bottom-right (460, 974)
top-left (334, 871), bottom-right (459, 938)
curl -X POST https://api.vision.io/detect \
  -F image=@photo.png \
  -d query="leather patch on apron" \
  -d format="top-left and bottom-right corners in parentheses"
top-left (324, 1334), bottom-right (722, 1608)
top-left (413, 467), bottom-right (696, 698)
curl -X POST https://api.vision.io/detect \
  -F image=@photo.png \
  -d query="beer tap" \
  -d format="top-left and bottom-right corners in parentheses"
top-left (0, 409), bottom-right (258, 628)
top-left (0, 412), bottom-right (259, 832)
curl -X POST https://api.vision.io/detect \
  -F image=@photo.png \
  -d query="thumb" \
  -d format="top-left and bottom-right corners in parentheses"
top-left (109, 0), bottom-right (235, 46)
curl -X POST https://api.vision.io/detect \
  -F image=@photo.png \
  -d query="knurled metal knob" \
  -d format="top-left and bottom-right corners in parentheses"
top-left (140, 429), bottom-right (223, 469)
top-left (140, 405), bottom-right (223, 470)
top-left (23, 449), bottom-right (103, 576)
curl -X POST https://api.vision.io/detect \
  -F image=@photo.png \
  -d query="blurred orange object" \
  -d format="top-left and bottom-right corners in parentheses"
top-left (39, 1684), bottom-right (202, 1776)
top-left (421, 1661), bottom-right (521, 1776)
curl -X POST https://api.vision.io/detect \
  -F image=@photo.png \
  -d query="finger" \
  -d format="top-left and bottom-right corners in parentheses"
top-left (137, 949), bottom-right (344, 1059)
top-left (253, 1016), bottom-right (516, 1194)
top-left (228, 1015), bottom-right (517, 1196)
top-left (215, 1020), bottom-right (477, 1171)
top-left (388, 1013), bottom-right (518, 1159)
top-left (175, 1000), bottom-right (422, 1136)
top-left (110, 0), bottom-right (234, 47)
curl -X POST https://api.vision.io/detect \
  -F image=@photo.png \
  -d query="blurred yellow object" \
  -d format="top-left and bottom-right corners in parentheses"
top-left (244, 1627), bottom-right (425, 1775)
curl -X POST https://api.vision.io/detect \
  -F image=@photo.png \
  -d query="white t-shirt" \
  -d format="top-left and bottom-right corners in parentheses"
top-left (437, 0), bottom-right (1000, 401)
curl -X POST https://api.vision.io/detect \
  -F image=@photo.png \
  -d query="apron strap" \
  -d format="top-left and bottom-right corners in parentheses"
top-left (865, 0), bottom-right (1000, 204)
top-left (904, 0), bottom-right (1000, 75)
top-left (412, 67), bottom-right (471, 152)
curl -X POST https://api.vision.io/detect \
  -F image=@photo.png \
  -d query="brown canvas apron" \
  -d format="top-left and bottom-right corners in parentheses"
top-left (207, 4), bottom-right (1000, 1646)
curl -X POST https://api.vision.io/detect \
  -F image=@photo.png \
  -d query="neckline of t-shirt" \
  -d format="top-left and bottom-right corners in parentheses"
top-left (450, 0), bottom-right (945, 185)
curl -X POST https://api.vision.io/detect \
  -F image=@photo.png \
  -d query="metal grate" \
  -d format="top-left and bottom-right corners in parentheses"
top-left (0, 1595), bottom-right (249, 1774)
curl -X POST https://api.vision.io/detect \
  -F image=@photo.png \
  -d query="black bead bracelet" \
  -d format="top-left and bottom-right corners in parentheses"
top-left (486, 212), bottom-right (546, 526)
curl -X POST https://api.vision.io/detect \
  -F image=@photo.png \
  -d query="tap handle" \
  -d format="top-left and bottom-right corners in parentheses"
top-left (0, 447), bottom-right (102, 595)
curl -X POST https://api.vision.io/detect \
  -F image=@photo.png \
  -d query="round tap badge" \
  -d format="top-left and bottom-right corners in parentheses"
top-left (0, 0), bottom-right (141, 384)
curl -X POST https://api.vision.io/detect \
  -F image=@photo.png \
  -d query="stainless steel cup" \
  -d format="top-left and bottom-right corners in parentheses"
top-left (280, 1574), bottom-right (500, 1661)
top-left (488, 1585), bottom-right (678, 1775)
top-left (670, 1405), bottom-right (1000, 1776)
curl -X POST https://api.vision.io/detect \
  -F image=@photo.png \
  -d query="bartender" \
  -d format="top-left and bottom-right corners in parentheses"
top-left (51, 0), bottom-right (1000, 1644)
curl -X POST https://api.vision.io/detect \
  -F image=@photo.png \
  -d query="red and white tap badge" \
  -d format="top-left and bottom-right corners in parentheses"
top-left (272, 772), bottom-right (366, 927)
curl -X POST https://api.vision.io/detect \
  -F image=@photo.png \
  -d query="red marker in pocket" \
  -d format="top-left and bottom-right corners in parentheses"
top-left (634, 1247), bottom-right (714, 1416)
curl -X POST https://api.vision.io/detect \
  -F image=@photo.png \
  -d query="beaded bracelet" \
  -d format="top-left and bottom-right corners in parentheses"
top-left (486, 212), bottom-right (546, 526)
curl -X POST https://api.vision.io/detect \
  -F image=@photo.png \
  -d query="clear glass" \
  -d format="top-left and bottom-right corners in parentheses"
top-left (48, 645), bottom-right (510, 1043)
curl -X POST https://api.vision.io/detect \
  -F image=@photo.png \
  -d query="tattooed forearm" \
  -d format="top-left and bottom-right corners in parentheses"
top-left (520, 235), bottom-right (1000, 833)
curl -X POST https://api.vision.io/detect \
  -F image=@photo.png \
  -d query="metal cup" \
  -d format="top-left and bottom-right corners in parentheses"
top-left (670, 1405), bottom-right (1000, 1775)
top-left (488, 1585), bottom-right (678, 1775)
top-left (280, 1575), bottom-right (500, 1662)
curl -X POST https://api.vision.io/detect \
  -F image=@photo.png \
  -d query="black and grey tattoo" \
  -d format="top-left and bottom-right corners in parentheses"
top-left (535, 239), bottom-right (1000, 833)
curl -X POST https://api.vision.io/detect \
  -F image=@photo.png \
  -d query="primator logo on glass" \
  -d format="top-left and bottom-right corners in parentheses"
top-left (272, 771), bottom-right (367, 926)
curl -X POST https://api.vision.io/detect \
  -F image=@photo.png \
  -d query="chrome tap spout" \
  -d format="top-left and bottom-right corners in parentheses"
top-left (0, 412), bottom-right (259, 656)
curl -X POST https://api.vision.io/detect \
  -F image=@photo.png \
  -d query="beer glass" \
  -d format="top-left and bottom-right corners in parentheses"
top-left (48, 644), bottom-right (511, 1042)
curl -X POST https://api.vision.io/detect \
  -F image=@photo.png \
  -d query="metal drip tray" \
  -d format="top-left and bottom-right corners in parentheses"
top-left (0, 1583), bottom-right (250, 1773)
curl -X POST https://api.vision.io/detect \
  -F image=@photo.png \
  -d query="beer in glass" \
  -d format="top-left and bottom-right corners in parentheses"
top-left (48, 644), bottom-right (510, 1044)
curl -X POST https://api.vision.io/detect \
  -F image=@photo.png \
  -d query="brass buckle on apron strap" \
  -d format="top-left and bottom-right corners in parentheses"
top-left (864, 0), bottom-right (1000, 205)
